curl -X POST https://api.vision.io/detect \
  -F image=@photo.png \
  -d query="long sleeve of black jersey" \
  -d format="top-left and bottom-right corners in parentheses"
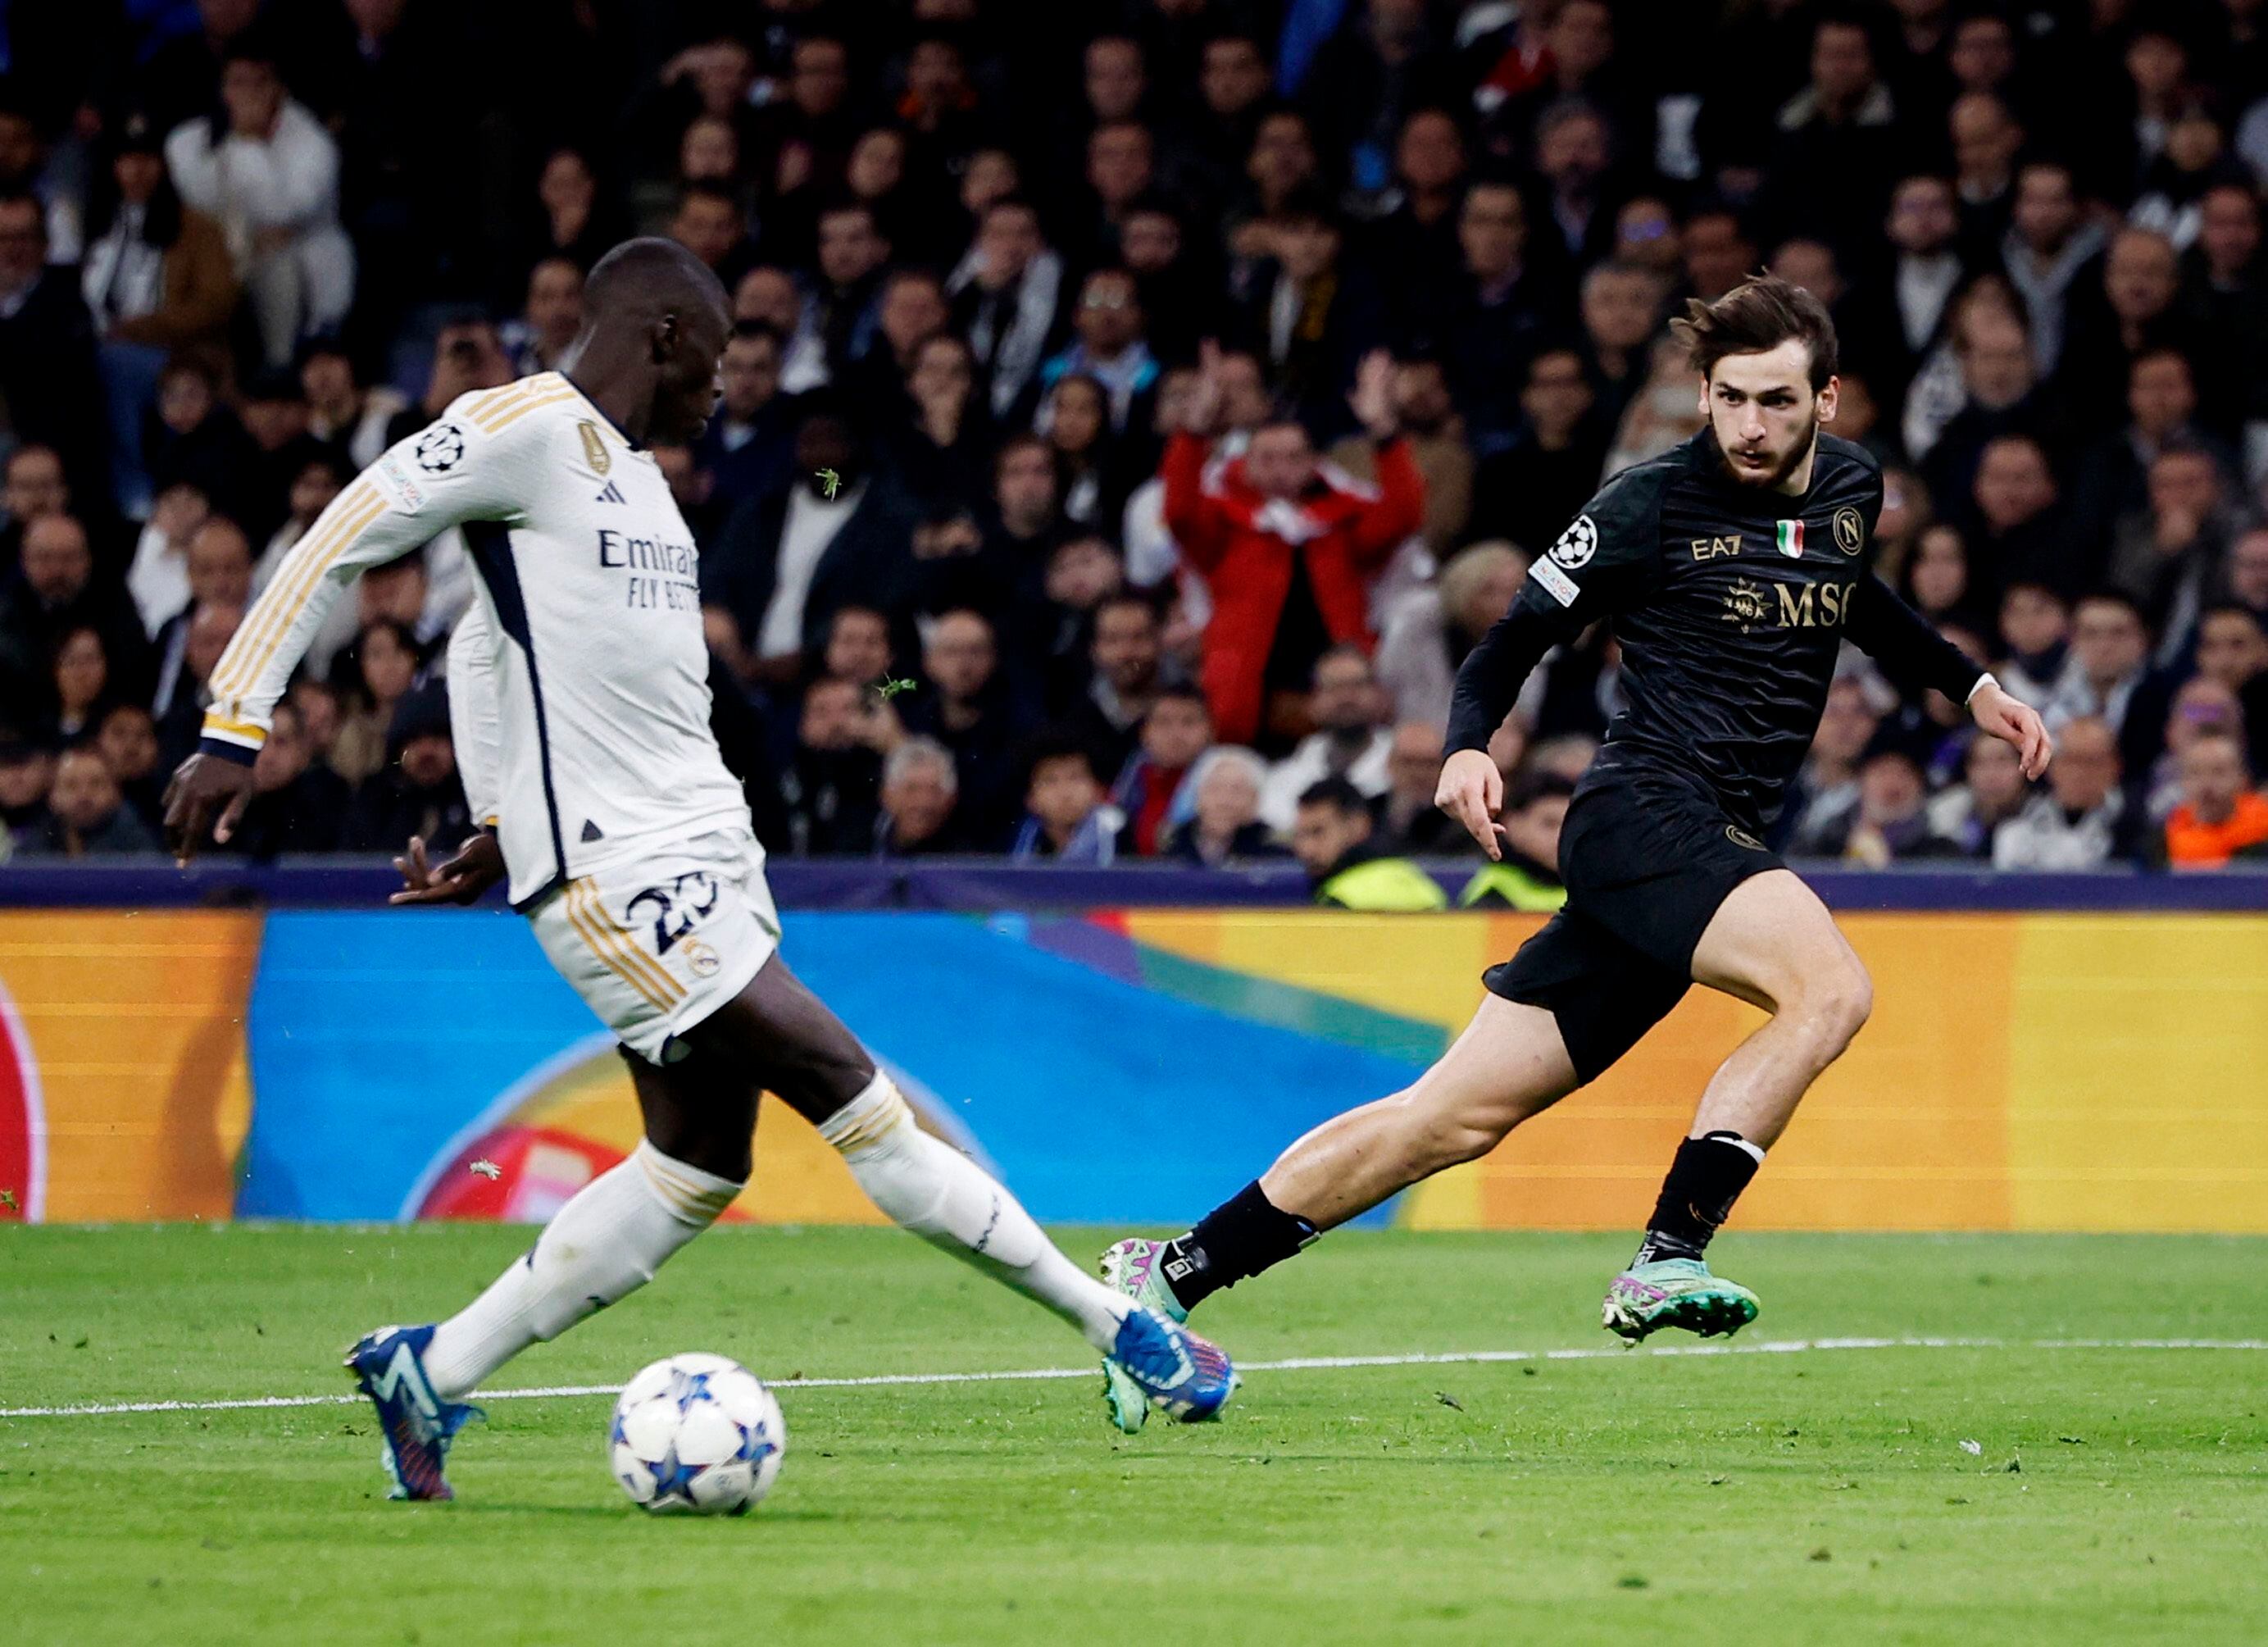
top-left (1444, 463), bottom-right (1670, 755)
top-left (1847, 576), bottom-right (1986, 703)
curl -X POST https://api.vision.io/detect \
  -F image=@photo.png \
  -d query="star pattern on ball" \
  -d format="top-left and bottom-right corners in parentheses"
top-left (645, 1445), bottom-right (705, 1508)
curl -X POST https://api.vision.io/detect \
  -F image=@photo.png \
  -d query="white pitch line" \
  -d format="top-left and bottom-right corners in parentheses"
top-left (3, 1335), bottom-right (2264, 1422)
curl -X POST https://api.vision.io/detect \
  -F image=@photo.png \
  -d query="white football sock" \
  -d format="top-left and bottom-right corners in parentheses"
top-left (820, 1073), bottom-right (1130, 1353)
top-left (421, 1140), bottom-right (742, 1401)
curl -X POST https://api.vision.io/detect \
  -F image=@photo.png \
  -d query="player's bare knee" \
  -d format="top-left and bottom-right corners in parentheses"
top-left (1796, 960), bottom-right (1872, 1058)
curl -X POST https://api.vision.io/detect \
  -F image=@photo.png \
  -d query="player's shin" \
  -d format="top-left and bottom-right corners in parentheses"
top-left (820, 1073), bottom-right (1129, 1352)
top-left (420, 1140), bottom-right (743, 1401)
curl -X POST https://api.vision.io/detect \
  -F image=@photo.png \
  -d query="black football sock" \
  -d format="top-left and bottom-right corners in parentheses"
top-left (1157, 1181), bottom-right (1317, 1312)
top-left (1631, 1131), bottom-right (1765, 1267)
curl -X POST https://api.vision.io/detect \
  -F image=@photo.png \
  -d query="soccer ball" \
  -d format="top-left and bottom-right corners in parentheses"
top-left (609, 1353), bottom-right (785, 1515)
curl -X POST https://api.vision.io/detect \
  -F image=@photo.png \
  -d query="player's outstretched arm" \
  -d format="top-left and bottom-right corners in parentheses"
top-left (1845, 576), bottom-right (2050, 776)
top-left (166, 399), bottom-right (527, 861)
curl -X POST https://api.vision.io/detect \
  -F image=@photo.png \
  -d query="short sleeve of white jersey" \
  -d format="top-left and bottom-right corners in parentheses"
top-left (198, 379), bottom-right (576, 762)
top-left (445, 602), bottom-right (503, 827)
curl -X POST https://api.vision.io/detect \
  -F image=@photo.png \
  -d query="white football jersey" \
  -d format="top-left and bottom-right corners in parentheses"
top-left (202, 373), bottom-right (752, 907)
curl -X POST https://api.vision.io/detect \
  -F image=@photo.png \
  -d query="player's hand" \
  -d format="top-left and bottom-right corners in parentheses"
top-left (1971, 680), bottom-right (2052, 779)
top-left (161, 753), bottom-right (256, 864)
top-left (1435, 748), bottom-right (1506, 861)
top-left (389, 831), bottom-right (505, 906)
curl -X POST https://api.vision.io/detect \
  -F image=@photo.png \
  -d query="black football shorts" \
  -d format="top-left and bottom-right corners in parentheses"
top-left (1484, 769), bottom-right (1785, 1082)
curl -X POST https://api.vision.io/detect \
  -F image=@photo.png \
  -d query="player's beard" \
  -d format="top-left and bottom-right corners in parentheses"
top-left (1710, 421), bottom-right (1818, 491)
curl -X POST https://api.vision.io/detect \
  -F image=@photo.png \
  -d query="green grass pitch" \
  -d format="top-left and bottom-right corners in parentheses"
top-left (4, 1226), bottom-right (2266, 1645)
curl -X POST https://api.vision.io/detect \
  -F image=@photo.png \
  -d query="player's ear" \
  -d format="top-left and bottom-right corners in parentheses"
top-left (1816, 375), bottom-right (1839, 426)
top-left (651, 312), bottom-right (679, 366)
top-left (1694, 375), bottom-right (1711, 419)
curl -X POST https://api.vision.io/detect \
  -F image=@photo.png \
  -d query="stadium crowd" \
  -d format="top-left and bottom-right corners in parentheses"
top-left (2, 0), bottom-right (2268, 894)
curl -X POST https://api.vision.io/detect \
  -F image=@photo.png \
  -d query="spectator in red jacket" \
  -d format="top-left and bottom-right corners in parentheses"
top-left (1160, 344), bottom-right (1422, 746)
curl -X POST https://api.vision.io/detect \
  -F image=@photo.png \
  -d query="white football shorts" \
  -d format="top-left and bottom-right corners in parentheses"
top-left (529, 826), bottom-right (779, 1063)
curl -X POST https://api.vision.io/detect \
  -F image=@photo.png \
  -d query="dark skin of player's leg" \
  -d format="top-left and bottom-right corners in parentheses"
top-left (628, 956), bottom-right (875, 1183)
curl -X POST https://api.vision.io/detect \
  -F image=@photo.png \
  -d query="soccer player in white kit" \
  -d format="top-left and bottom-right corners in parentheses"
top-left (163, 239), bottom-right (1235, 1501)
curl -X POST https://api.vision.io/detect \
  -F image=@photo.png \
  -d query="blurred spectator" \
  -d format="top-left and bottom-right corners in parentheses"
top-left (165, 36), bottom-right (356, 366)
top-left (1039, 375), bottom-right (1122, 529)
top-left (0, 191), bottom-right (110, 512)
top-left (1065, 591), bottom-right (1165, 780)
top-left (1040, 266), bottom-right (1160, 434)
top-left (82, 112), bottom-right (239, 516)
top-left (874, 736), bottom-right (967, 857)
top-left (16, 747), bottom-right (158, 857)
top-left (1, 444), bottom-right (70, 576)
top-left (821, 606), bottom-right (895, 693)
top-left (48, 628), bottom-right (116, 744)
top-left (1470, 347), bottom-right (1609, 555)
top-left (299, 338), bottom-right (405, 471)
top-left (1163, 349), bottom-right (1421, 746)
top-left (328, 617), bottom-right (421, 786)
top-left (808, 200), bottom-right (891, 378)
top-left (1376, 721), bottom-right (1457, 854)
top-left (1457, 770), bottom-right (1574, 910)
top-left (152, 598), bottom-right (243, 771)
top-left (1841, 174), bottom-right (1965, 412)
top-left (1164, 745), bottom-right (1283, 867)
top-left (775, 676), bottom-right (884, 859)
top-left (1996, 580), bottom-right (2072, 705)
top-left (1375, 540), bottom-right (1527, 729)
top-left (1009, 736), bottom-right (1119, 863)
top-left (2103, 444), bottom-right (2238, 649)
top-left (0, 736), bottom-right (55, 845)
top-left (705, 406), bottom-right (917, 684)
top-left (1579, 259), bottom-right (1670, 433)
top-left (898, 608), bottom-right (1028, 848)
top-left (1966, 434), bottom-right (2070, 599)
top-left (697, 322), bottom-right (795, 512)
top-left (0, 514), bottom-right (150, 711)
top-left (1325, 354), bottom-right (1473, 561)
top-left (1993, 716), bottom-right (2136, 868)
top-left (2043, 592), bottom-right (2175, 776)
top-left (889, 333), bottom-right (993, 516)
top-left (1838, 748), bottom-right (1964, 865)
top-left (1292, 776), bottom-right (1448, 911)
top-left (1259, 645), bottom-right (1396, 833)
top-left (499, 257), bottom-right (584, 377)
top-left (1928, 732), bottom-right (2034, 857)
top-left (152, 515), bottom-right (253, 723)
top-left (1900, 523), bottom-right (1986, 633)
top-left (2001, 160), bottom-right (2102, 378)
top-left (1426, 180), bottom-right (1561, 454)
top-left (384, 316), bottom-right (512, 446)
top-left (2157, 730), bottom-right (2268, 867)
top-left (341, 685), bottom-right (471, 854)
top-left (1782, 677), bottom-right (1879, 854)
top-left (95, 702), bottom-right (165, 830)
top-left (2193, 603), bottom-right (2268, 776)
top-left (948, 195), bottom-right (1066, 425)
top-left (230, 698), bottom-right (348, 858)
top-left (1112, 685), bottom-right (1213, 857)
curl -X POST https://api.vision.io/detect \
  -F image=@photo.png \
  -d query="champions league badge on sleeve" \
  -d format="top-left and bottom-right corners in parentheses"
top-left (1548, 514), bottom-right (1598, 569)
top-left (414, 424), bottom-right (467, 474)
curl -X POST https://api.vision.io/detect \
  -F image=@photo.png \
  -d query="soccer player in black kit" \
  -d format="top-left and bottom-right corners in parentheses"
top-left (1097, 277), bottom-right (2051, 1404)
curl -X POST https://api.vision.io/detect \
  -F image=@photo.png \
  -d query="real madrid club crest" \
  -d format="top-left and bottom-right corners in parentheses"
top-left (577, 420), bottom-right (611, 475)
top-left (1833, 504), bottom-right (1865, 556)
top-left (1721, 576), bottom-right (1770, 631)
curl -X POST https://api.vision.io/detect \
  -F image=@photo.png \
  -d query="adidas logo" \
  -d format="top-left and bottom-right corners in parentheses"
top-left (594, 480), bottom-right (626, 504)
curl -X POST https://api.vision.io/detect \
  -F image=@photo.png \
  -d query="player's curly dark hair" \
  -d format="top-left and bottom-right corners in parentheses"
top-left (1670, 273), bottom-right (1839, 390)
